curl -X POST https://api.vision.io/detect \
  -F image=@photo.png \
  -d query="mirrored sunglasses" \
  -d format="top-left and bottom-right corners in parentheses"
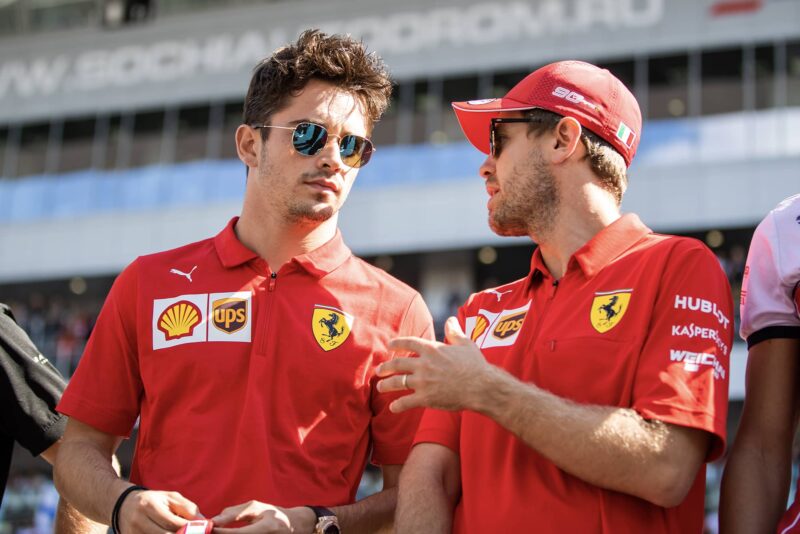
top-left (252, 121), bottom-right (374, 168)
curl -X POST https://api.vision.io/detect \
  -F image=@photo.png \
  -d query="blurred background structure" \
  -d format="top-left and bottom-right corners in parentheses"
top-left (0, 0), bottom-right (799, 531)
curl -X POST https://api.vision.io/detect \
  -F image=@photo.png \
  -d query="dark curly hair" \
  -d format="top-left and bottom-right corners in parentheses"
top-left (243, 29), bottom-right (392, 138)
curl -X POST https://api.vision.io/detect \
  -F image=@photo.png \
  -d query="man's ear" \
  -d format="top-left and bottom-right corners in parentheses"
top-left (550, 116), bottom-right (583, 165)
top-left (236, 124), bottom-right (260, 168)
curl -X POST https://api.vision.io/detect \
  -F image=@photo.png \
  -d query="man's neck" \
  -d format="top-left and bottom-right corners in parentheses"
top-left (533, 187), bottom-right (620, 280)
top-left (234, 212), bottom-right (338, 271)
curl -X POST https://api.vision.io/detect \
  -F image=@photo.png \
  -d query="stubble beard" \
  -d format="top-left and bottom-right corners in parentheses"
top-left (489, 150), bottom-right (559, 239)
top-left (259, 155), bottom-right (339, 225)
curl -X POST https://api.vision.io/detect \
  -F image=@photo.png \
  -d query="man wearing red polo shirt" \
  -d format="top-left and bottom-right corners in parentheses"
top-left (378, 61), bottom-right (732, 533)
top-left (53, 30), bottom-right (433, 534)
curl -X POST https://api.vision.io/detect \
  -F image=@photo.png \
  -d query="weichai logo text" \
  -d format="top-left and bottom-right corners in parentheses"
top-left (158, 300), bottom-right (202, 340)
top-left (492, 311), bottom-right (526, 339)
top-left (212, 297), bottom-right (248, 334)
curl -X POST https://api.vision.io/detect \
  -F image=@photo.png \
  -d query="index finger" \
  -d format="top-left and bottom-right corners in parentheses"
top-left (388, 336), bottom-right (439, 355)
top-left (167, 492), bottom-right (203, 520)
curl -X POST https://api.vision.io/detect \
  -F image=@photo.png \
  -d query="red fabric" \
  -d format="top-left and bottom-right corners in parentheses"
top-left (415, 214), bottom-right (732, 534)
top-left (59, 217), bottom-right (433, 517)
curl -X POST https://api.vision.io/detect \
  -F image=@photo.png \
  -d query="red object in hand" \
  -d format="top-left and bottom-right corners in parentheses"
top-left (176, 520), bottom-right (214, 534)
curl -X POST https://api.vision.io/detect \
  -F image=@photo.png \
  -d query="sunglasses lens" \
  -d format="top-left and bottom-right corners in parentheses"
top-left (339, 135), bottom-right (373, 168)
top-left (293, 123), bottom-right (327, 155)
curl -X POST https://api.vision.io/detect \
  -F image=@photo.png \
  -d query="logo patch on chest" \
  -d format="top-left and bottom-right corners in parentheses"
top-left (312, 305), bottom-right (353, 352)
top-left (152, 291), bottom-right (252, 350)
top-left (465, 301), bottom-right (531, 349)
top-left (590, 289), bottom-right (632, 333)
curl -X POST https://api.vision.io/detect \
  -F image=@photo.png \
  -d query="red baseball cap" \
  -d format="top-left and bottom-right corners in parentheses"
top-left (452, 60), bottom-right (642, 167)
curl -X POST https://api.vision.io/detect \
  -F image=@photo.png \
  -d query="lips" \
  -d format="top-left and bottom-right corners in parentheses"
top-left (305, 177), bottom-right (341, 193)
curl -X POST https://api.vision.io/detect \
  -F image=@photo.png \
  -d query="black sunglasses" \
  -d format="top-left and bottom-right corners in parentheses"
top-left (252, 121), bottom-right (375, 168)
top-left (489, 117), bottom-right (541, 158)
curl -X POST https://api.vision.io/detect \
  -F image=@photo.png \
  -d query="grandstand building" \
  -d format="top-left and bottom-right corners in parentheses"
top-left (0, 0), bottom-right (799, 525)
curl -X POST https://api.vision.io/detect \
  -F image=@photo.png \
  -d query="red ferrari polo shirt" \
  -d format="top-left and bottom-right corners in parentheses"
top-left (415, 214), bottom-right (732, 534)
top-left (59, 217), bottom-right (433, 517)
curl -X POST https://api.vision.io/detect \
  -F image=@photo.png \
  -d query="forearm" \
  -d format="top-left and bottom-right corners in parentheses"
top-left (54, 498), bottom-right (108, 534)
top-left (473, 365), bottom-right (694, 506)
top-left (719, 440), bottom-right (792, 532)
top-left (53, 438), bottom-right (129, 525)
top-left (329, 487), bottom-right (397, 534)
top-left (395, 468), bottom-right (453, 534)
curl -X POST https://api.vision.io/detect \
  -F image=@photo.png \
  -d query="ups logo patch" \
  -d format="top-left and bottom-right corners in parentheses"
top-left (492, 311), bottom-right (526, 339)
top-left (212, 297), bottom-right (248, 334)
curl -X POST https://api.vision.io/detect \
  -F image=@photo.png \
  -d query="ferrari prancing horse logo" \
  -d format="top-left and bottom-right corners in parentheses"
top-left (590, 289), bottom-right (632, 333)
top-left (312, 305), bottom-right (354, 352)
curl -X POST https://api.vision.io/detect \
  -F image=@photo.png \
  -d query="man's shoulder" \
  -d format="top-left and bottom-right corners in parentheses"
top-left (465, 277), bottom-right (529, 310)
top-left (345, 255), bottom-right (422, 299)
top-left (132, 235), bottom-right (218, 273)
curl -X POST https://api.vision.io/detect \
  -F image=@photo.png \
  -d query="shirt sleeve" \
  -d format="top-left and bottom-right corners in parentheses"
top-left (57, 262), bottom-right (144, 437)
top-left (0, 304), bottom-right (67, 457)
top-left (412, 305), bottom-right (468, 454)
top-left (740, 205), bottom-right (800, 347)
top-left (632, 239), bottom-right (733, 461)
top-left (369, 291), bottom-right (434, 465)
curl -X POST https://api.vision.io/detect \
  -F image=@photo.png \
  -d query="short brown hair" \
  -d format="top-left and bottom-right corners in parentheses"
top-left (524, 109), bottom-right (628, 204)
top-left (243, 29), bottom-right (392, 138)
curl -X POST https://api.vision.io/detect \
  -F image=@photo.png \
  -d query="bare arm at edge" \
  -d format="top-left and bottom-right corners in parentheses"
top-left (395, 443), bottom-right (460, 534)
top-left (720, 338), bottom-right (800, 533)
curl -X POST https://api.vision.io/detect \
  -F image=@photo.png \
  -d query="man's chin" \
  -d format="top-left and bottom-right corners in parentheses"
top-left (489, 217), bottom-right (527, 237)
top-left (288, 205), bottom-right (336, 224)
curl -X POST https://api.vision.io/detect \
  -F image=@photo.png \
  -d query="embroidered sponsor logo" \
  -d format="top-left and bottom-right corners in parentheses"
top-left (552, 86), bottom-right (597, 110)
top-left (465, 301), bottom-right (531, 349)
top-left (669, 349), bottom-right (726, 380)
top-left (153, 294), bottom-right (208, 349)
top-left (492, 311), bottom-right (526, 339)
top-left (674, 295), bottom-right (730, 328)
top-left (590, 289), bottom-right (632, 333)
top-left (312, 305), bottom-right (353, 352)
top-left (153, 292), bottom-right (252, 350)
top-left (212, 297), bottom-right (247, 334)
top-left (206, 292), bottom-right (252, 343)
top-left (471, 314), bottom-right (490, 341)
top-left (671, 323), bottom-right (729, 355)
top-left (158, 300), bottom-right (202, 340)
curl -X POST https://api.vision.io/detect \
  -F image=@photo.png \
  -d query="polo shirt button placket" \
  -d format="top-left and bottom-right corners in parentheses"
top-left (254, 265), bottom-right (277, 357)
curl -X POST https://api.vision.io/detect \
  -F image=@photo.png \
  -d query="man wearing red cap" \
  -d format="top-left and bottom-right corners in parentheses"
top-left (377, 60), bottom-right (732, 533)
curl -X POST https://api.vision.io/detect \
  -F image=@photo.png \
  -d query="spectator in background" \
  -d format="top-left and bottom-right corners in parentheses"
top-left (720, 194), bottom-right (800, 533)
top-left (0, 302), bottom-right (102, 533)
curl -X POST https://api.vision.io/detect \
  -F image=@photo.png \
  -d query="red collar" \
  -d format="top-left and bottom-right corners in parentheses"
top-left (526, 213), bottom-right (652, 289)
top-left (213, 217), bottom-right (352, 278)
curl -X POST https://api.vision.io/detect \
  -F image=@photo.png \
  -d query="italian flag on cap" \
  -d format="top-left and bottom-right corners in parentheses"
top-left (616, 122), bottom-right (636, 148)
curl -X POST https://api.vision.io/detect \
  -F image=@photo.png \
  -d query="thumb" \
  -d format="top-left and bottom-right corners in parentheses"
top-left (167, 492), bottom-right (203, 520)
top-left (444, 316), bottom-right (468, 344)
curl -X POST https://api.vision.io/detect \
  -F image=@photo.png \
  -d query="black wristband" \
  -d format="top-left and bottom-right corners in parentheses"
top-left (111, 485), bottom-right (148, 533)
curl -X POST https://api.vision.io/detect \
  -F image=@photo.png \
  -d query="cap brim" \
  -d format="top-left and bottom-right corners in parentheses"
top-left (452, 97), bottom-right (534, 154)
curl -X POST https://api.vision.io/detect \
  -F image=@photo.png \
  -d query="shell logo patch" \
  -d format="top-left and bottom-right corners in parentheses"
top-left (471, 315), bottom-right (490, 341)
top-left (312, 305), bottom-right (353, 352)
top-left (492, 311), bottom-right (527, 339)
top-left (212, 297), bottom-right (247, 334)
top-left (158, 300), bottom-right (202, 340)
top-left (590, 289), bottom-right (632, 333)
top-left (464, 301), bottom-right (531, 349)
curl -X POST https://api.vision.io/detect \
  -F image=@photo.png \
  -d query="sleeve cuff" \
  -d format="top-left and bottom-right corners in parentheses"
top-left (747, 326), bottom-right (800, 348)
